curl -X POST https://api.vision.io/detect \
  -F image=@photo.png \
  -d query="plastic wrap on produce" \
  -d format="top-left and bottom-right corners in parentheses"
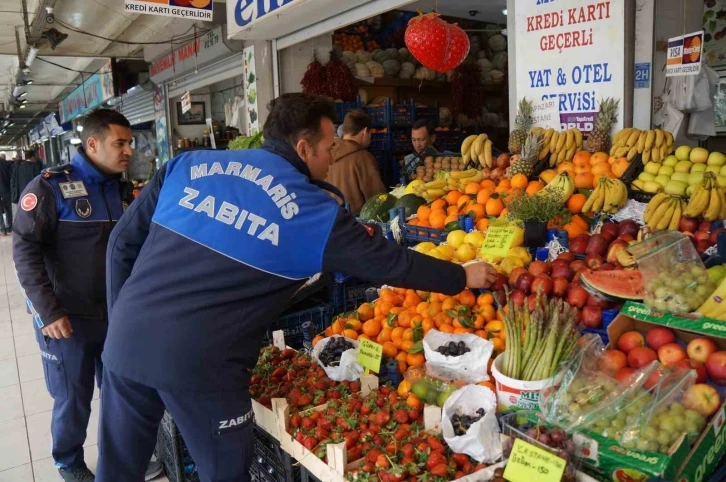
top-left (423, 330), bottom-right (493, 383)
top-left (442, 385), bottom-right (501, 463)
top-left (312, 335), bottom-right (364, 381)
top-left (610, 199), bottom-right (648, 226)
top-left (546, 238), bottom-right (567, 262)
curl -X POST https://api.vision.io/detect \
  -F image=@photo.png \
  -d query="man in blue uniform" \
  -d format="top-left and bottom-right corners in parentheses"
top-left (12, 109), bottom-right (161, 482)
top-left (97, 93), bottom-right (498, 482)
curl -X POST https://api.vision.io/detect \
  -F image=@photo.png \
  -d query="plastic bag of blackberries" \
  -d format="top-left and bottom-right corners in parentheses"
top-left (424, 330), bottom-right (494, 384)
top-left (441, 385), bottom-right (501, 463)
top-left (312, 335), bottom-right (364, 382)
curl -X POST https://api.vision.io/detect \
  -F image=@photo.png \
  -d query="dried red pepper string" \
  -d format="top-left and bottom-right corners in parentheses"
top-left (325, 50), bottom-right (358, 102)
top-left (301, 53), bottom-right (328, 96)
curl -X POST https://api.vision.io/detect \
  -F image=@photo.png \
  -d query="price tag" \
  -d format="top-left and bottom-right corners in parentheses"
top-left (181, 92), bottom-right (192, 114)
top-left (272, 330), bottom-right (286, 351)
top-left (357, 339), bottom-right (383, 373)
top-left (503, 439), bottom-right (566, 482)
top-left (481, 226), bottom-right (517, 258)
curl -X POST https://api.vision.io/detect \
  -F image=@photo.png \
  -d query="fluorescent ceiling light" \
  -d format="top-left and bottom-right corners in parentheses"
top-left (26, 46), bottom-right (39, 67)
top-left (70, 137), bottom-right (82, 145)
top-left (18, 92), bottom-right (27, 98)
top-left (19, 105), bottom-right (26, 109)
top-left (502, 9), bottom-right (507, 15)
top-left (76, 125), bottom-right (83, 132)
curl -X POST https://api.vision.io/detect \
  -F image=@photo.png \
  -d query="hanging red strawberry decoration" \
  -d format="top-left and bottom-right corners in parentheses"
top-left (404, 12), bottom-right (470, 73)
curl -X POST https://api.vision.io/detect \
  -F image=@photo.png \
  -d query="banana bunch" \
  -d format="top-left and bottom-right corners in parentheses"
top-left (609, 128), bottom-right (674, 163)
top-left (530, 127), bottom-right (583, 167)
top-left (683, 172), bottom-right (726, 221)
top-left (697, 277), bottom-right (726, 320)
top-left (581, 178), bottom-right (629, 214)
top-left (410, 178), bottom-right (449, 200)
top-left (445, 169), bottom-right (484, 192)
top-left (536, 172), bottom-right (575, 203)
top-left (643, 193), bottom-right (688, 231)
top-left (461, 134), bottom-right (493, 168)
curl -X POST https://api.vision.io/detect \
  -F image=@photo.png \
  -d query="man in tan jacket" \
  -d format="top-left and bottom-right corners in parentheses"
top-left (327, 109), bottom-right (386, 215)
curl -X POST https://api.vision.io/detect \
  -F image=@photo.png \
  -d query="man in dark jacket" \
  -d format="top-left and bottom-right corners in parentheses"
top-left (0, 153), bottom-right (12, 234)
top-left (96, 93), bottom-right (498, 481)
top-left (11, 149), bottom-right (43, 207)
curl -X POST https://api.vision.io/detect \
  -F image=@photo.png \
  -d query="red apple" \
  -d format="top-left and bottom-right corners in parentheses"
top-left (657, 343), bottom-right (687, 366)
top-left (581, 306), bottom-right (602, 328)
top-left (706, 351), bottom-right (726, 385)
top-left (617, 233), bottom-right (635, 243)
top-left (695, 239), bottom-right (712, 254)
top-left (528, 260), bottom-right (551, 277)
top-left (644, 368), bottom-right (666, 389)
top-left (552, 277), bottom-right (569, 297)
top-left (600, 223), bottom-right (620, 242)
top-left (618, 220), bottom-right (639, 237)
top-left (566, 285), bottom-right (590, 309)
top-left (551, 265), bottom-right (574, 282)
top-left (573, 267), bottom-right (591, 283)
top-left (698, 220), bottom-right (712, 233)
top-left (694, 230), bottom-right (711, 242)
top-left (599, 349), bottom-right (627, 375)
top-left (615, 367), bottom-right (637, 384)
top-left (587, 294), bottom-right (610, 309)
top-left (570, 260), bottom-right (587, 272)
top-left (570, 234), bottom-right (590, 255)
top-left (628, 346), bottom-right (658, 369)
top-left (687, 337), bottom-right (718, 363)
top-left (599, 263), bottom-right (616, 271)
top-left (557, 252), bottom-right (576, 263)
top-left (509, 267), bottom-right (529, 288)
top-left (515, 273), bottom-right (535, 295)
top-left (527, 293), bottom-right (543, 312)
top-left (645, 327), bottom-right (676, 351)
top-left (675, 359), bottom-right (708, 383)
top-left (679, 217), bottom-right (700, 233)
top-left (585, 253), bottom-right (603, 271)
top-left (683, 383), bottom-right (722, 417)
top-left (531, 275), bottom-right (554, 297)
top-left (710, 227), bottom-right (726, 246)
top-left (491, 274), bottom-right (508, 292)
top-left (586, 234), bottom-right (609, 257)
top-left (493, 290), bottom-right (506, 306)
top-left (618, 331), bottom-right (645, 354)
top-left (510, 290), bottom-right (526, 307)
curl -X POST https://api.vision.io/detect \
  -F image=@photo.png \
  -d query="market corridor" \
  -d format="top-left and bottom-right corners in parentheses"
top-left (0, 236), bottom-right (169, 481)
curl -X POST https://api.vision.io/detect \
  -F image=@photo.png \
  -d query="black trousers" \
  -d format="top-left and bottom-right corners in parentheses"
top-left (0, 192), bottom-right (12, 232)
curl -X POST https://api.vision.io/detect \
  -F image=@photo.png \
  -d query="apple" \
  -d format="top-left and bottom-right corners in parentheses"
top-left (615, 367), bottom-right (637, 384)
top-left (587, 294), bottom-right (610, 309)
top-left (645, 368), bottom-right (666, 389)
top-left (515, 273), bottom-right (535, 294)
top-left (708, 151), bottom-right (726, 167)
top-left (551, 265), bottom-right (574, 282)
top-left (696, 239), bottom-right (712, 254)
top-left (528, 260), bottom-right (550, 277)
top-left (663, 155), bottom-right (678, 167)
top-left (573, 267), bottom-right (591, 283)
top-left (491, 274), bottom-right (508, 292)
top-left (675, 359), bottom-right (708, 383)
top-left (710, 227), bottom-right (726, 246)
top-left (581, 306), bottom-right (603, 328)
top-left (527, 293), bottom-right (539, 312)
top-left (493, 290), bottom-right (506, 306)
top-left (510, 290), bottom-right (526, 307)
top-left (570, 234), bottom-right (590, 255)
top-left (599, 349), bottom-right (628, 374)
top-left (586, 234), bottom-right (609, 257)
top-left (585, 253), bottom-right (603, 271)
top-left (569, 260), bottom-right (587, 272)
top-left (683, 384), bottom-right (722, 417)
top-left (509, 267), bottom-right (529, 288)
top-left (617, 233), bottom-right (635, 243)
top-left (566, 285), bottom-right (590, 309)
top-left (687, 337), bottom-right (718, 363)
top-left (552, 277), bottom-right (569, 297)
top-left (599, 263), bottom-right (616, 271)
top-left (557, 252), bottom-right (576, 263)
top-left (645, 327), bottom-right (676, 350)
top-left (531, 275), bottom-right (554, 296)
top-left (601, 223), bottom-right (620, 242)
top-left (658, 343), bottom-right (688, 365)
top-left (698, 221), bottom-right (712, 233)
top-left (628, 346), bottom-right (658, 369)
top-left (618, 331), bottom-right (645, 354)
top-left (706, 351), bottom-right (726, 385)
top-left (618, 220), bottom-right (639, 238)
top-left (680, 217), bottom-right (700, 233)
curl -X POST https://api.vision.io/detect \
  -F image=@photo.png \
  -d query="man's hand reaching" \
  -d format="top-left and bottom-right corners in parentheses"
top-left (41, 316), bottom-right (72, 339)
top-left (463, 263), bottom-right (499, 289)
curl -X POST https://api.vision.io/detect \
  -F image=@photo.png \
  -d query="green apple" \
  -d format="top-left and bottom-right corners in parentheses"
top-left (707, 151), bottom-right (726, 167)
top-left (655, 174), bottom-right (671, 187)
top-left (721, 165), bottom-right (726, 176)
top-left (687, 184), bottom-right (698, 196)
top-left (706, 165), bottom-right (721, 174)
top-left (671, 172), bottom-right (690, 183)
top-left (664, 180), bottom-right (688, 195)
top-left (663, 155), bottom-right (679, 167)
top-left (675, 146), bottom-right (693, 162)
top-left (691, 163), bottom-right (707, 173)
top-left (675, 160), bottom-right (693, 173)
top-left (631, 179), bottom-right (646, 191)
top-left (644, 162), bottom-right (661, 175)
top-left (688, 172), bottom-right (705, 185)
top-left (643, 181), bottom-right (663, 193)
top-left (638, 172), bottom-right (656, 182)
top-left (690, 147), bottom-right (709, 164)
top-left (658, 165), bottom-right (675, 176)
top-left (717, 175), bottom-right (726, 188)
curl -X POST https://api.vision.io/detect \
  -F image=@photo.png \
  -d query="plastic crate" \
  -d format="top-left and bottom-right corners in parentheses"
top-left (365, 100), bottom-right (391, 126)
top-left (369, 131), bottom-right (390, 151)
top-left (261, 304), bottom-right (333, 349)
top-left (391, 130), bottom-right (412, 152)
top-left (402, 213), bottom-right (467, 246)
top-left (334, 98), bottom-right (363, 124)
top-left (300, 467), bottom-right (320, 482)
top-left (157, 412), bottom-right (200, 482)
top-left (434, 130), bottom-right (463, 152)
top-left (370, 150), bottom-right (399, 187)
top-left (391, 102), bottom-right (415, 126)
top-left (330, 277), bottom-right (378, 314)
top-left (251, 425), bottom-right (299, 482)
top-left (414, 104), bottom-right (439, 125)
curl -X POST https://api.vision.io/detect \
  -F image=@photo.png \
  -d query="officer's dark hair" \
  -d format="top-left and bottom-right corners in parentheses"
top-left (24, 150), bottom-right (36, 159)
top-left (264, 93), bottom-right (337, 150)
top-left (412, 119), bottom-right (435, 136)
top-left (81, 109), bottom-right (131, 145)
top-left (342, 109), bottom-right (371, 136)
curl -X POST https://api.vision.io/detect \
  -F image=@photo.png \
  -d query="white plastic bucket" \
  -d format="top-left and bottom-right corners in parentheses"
top-left (490, 353), bottom-right (556, 411)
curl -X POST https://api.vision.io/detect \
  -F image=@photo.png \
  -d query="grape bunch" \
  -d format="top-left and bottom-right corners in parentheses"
top-left (318, 337), bottom-right (354, 367)
top-left (524, 425), bottom-right (575, 453)
top-left (451, 408), bottom-right (485, 436)
top-left (436, 341), bottom-right (471, 357)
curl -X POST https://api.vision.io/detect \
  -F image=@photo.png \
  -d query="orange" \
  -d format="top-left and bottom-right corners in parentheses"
top-left (402, 328), bottom-right (415, 342)
top-left (324, 326), bottom-right (333, 337)
top-left (378, 327), bottom-right (393, 343)
top-left (398, 360), bottom-right (407, 375)
top-left (591, 162), bottom-right (612, 176)
top-left (358, 334), bottom-right (371, 342)
top-left (478, 381), bottom-right (496, 392)
top-left (331, 319), bottom-right (344, 335)
top-left (574, 172), bottom-right (594, 189)
top-left (564, 221), bottom-right (586, 240)
top-left (469, 203), bottom-right (486, 221)
top-left (574, 164), bottom-right (591, 175)
top-left (431, 199), bottom-right (448, 212)
top-left (362, 319), bottom-right (382, 337)
top-left (573, 151), bottom-right (592, 166)
top-left (406, 353), bottom-right (425, 367)
top-left (498, 179), bottom-right (511, 190)
top-left (454, 327), bottom-right (472, 334)
top-left (477, 292), bottom-right (494, 307)
top-left (475, 329), bottom-right (488, 339)
top-left (439, 323), bottom-right (455, 334)
top-left (445, 190), bottom-right (463, 206)
top-left (441, 297), bottom-right (457, 312)
top-left (382, 342), bottom-right (398, 359)
top-left (511, 174), bottom-right (528, 190)
top-left (344, 329), bottom-right (359, 340)
top-left (357, 304), bottom-right (374, 321)
top-left (480, 304), bottom-right (496, 322)
top-left (612, 158), bottom-right (629, 177)
top-left (397, 311), bottom-right (412, 328)
top-left (398, 380), bottom-right (413, 397)
top-left (557, 162), bottom-right (575, 174)
top-left (539, 169), bottom-right (557, 184)
top-left (312, 335), bottom-right (324, 347)
top-left (525, 181), bottom-right (544, 196)
top-left (404, 290), bottom-right (421, 308)
top-left (476, 188), bottom-right (493, 206)
top-left (391, 326), bottom-right (405, 344)
top-left (416, 205), bottom-right (431, 222)
top-left (377, 300), bottom-right (394, 317)
top-left (456, 195), bottom-right (472, 210)
top-left (491, 337), bottom-right (505, 351)
top-left (422, 317), bottom-right (435, 334)
top-left (408, 219), bottom-right (420, 227)
top-left (447, 205), bottom-right (459, 216)
top-left (475, 218), bottom-right (490, 232)
top-left (380, 288), bottom-right (403, 306)
top-left (345, 318), bottom-right (362, 332)
top-left (430, 212), bottom-right (446, 230)
top-left (494, 183), bottom-right (510, 193)
top-left (444, 214), bottom-right (459, 226)
top-left (593, 173), bottom-right (612, 188)
top-left (464, 182), bottom-right (481, 195)
top-left (415, 302), bottom-right (430, 317)
top-left (485, 196), bottom-right (505, 216)
top-left (566, 193), bottom-right (587, 213)
top-left (427, 301), bottom-right (442, 318)
top-left (480, 179), bottom-right (497, 191)
top-left (459, 290), bottom-right (476, 308)
top-left (400, 339), bottom-right (415, 352)
top-left (590, 152), bottom-right (609, 165)
top-left (406, 394), bottom-right (423, 409)
top-left (571, 213), bottom-right (590, 229)
top-left (485, 320), bottom-right (504, 337)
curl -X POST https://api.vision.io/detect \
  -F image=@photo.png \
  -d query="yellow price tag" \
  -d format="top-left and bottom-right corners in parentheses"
top-left (357, 339), bottom-right (383, 373)
top-left (480, 226), bottom-right (517, 258)
top-left (503, 439), bottom-right (566, 482)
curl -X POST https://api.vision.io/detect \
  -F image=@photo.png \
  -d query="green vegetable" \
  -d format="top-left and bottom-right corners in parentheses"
top-left (247, 88), bottom-right (257, 104)
top-left (228, 132), bottom-right (264, 150)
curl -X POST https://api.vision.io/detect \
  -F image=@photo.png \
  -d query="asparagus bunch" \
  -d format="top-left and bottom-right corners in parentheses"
top-left (502, 292), bottom-right (580, 381)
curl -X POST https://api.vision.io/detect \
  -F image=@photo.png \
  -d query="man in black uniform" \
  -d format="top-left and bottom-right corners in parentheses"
top-left (12, 110), bottom-right (161, 482)
top-left (97, 93), bottom-right (497, 482)
top-left (0, 153), bottom-right (13, 234)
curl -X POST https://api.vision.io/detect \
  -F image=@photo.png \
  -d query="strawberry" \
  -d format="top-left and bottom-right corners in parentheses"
top-left (425, 451), bottom-right (447, 470)
top-left (393, 409), bottom-right (409, 424)
top-left (290, 414), bottom-right (302, 428)
top-left (301, 417), bottom-right (315, 430)
top-left (376, 454), bottom-right (391, 469)
top-left (404, 13), bottom-right (470, 73)
top-left (366, 448), bottom-right (383, 464)
top-left (430, 464), bottom-right (449, 477)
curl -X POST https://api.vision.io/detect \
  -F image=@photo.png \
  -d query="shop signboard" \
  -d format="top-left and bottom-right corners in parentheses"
top-left (514, 0), bottom-right (625, 135)
top-left (44, 113), bottom-right (64, 137)
top-left (666, 31), bottom-right (704, 77)
top-left (150, 26), bottom-right (228, 84)
top-left (124, 0), bottom-right (213, 21)
top-left (228, 0), bottom-right (302, 32)
top-left (58, 60), bottom-right (116, 124)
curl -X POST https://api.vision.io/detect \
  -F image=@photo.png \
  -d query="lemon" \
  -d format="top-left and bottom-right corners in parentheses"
top-left (435, 245), bottom-right (455, 260)
top-left (427, 249), bottom-right (449, 261)
top-left (508, 247), bottom-right (532, 266)
top-left (464, 231), bottom-right (485, 249)
top-left (446, 230), bottom-right (467, 249)
top-left (500, 255), bottom-right (525, 276)
top-left (511, 226), bottom-right (525, 247)
top-left (455, 243), bottom-right (477, 263)
top-left (480, 252), bottom-right (505, 264)
top-left (414, 242), bottom-right (437, 254)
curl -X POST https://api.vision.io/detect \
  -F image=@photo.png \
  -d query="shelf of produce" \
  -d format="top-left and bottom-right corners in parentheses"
top-left (355, 77), bottom-right (506, 93)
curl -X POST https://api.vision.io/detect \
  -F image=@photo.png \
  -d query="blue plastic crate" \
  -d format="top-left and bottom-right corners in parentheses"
top-left (334, 98), bottom-right (363, 123)
top-left (369, 131), bottom-right (390, 151)
top-left (370, 150), bottom-right (399, 187)
top-left (365, 100), bottom-right (391, 126)
top-left (391, 131), bottom-right (412, 152)
top-left (435, 130), bottom-right (463, 152)
top-left (261, 304), bottom-right (332, 348)
top-left (415, 104), bottom-right (439, 125)
top-left (391, 102), bottom-right (415, 126)
top-left (330, 278), bottom-right (378, 315)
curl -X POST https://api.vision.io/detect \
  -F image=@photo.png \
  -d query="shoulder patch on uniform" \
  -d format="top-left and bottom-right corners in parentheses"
top-left (362, 223), bottom-right (375, 237)
top-left (42, 164), bottom-right (72, 177)
top-left (75, 199), bottom-right (92, 218)
top-left (20, 193), bottom-right (38, 211)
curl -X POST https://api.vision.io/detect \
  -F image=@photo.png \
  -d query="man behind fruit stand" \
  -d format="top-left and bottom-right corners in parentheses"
top-left (97, 92), bottom-right (499, 481)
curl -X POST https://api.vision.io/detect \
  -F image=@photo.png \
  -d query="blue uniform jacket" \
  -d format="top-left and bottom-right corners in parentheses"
top-left (103, 139), bottom-right (466, 393)
top-left (13, 149), bottom-right (134, 326)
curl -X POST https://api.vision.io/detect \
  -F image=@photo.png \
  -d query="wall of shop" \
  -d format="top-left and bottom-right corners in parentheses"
top-left (171, 90), bottom-right (212, 141)
top-left (279, 35), bottom-right (332, 94)
top-left (211, 76), bottom-right (245, 123)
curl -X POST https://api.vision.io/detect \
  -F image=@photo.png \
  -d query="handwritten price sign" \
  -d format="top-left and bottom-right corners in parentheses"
top-left (357, 339), bottom-right (383, 373)
top-left (481, 226), bottom-right (517, 258)
top-left (503, 439), bottom-right (566, 482)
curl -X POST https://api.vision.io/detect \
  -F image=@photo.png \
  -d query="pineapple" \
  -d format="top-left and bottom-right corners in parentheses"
top-left (587, 97), bottom-right (619, 153)
top-left (508, 133), bottom-right (544, 178)
top-left (508, 98), bottom-right (534, 154)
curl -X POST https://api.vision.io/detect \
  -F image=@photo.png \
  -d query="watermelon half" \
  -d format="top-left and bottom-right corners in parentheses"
top-left (580, 270), bottom-right (645, 301)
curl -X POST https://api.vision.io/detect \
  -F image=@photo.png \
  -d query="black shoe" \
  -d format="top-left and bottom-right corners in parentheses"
top-left (145, 458), bottom-right (163, 480)
top-left (58, 463), bottom-right (95, 482)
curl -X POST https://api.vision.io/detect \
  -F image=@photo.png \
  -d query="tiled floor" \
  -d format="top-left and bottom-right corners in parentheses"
top-left (0, 236), bottom-right (169, 481)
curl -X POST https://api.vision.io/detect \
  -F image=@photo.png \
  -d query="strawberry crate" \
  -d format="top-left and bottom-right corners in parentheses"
top-left (261, 303), bottom-right (332, 350)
